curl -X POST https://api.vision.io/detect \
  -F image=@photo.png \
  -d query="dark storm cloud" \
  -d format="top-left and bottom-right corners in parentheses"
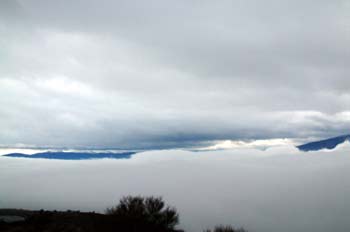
top-left (0, 0), bottom-right (349, 148)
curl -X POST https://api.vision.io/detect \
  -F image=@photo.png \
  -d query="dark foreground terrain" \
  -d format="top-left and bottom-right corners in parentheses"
top-left (0, 210), bottom-right (185, 232)
top-left (0, 209), bottom-right (123, 232)
top-left (0, 196), bottom-right (246, 232)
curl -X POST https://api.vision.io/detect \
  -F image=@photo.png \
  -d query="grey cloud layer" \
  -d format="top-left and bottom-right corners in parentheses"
top-left (0, 0), bottom-right (349, 148)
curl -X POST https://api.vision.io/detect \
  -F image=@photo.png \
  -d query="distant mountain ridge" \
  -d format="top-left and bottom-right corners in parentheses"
top-left (3, 151), bottom-right (136, 160)
top-left (297, 134), bottom-right (350, 152)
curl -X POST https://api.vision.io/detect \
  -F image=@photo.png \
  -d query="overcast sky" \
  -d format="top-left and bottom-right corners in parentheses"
top-left (0, 0), bottom-right (349, 149)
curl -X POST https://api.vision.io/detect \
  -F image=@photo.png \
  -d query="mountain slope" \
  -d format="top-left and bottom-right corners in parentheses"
top-left (3, 151), bottom-right (136, 160)
top-left (297, 134), bottom-right (350, 152)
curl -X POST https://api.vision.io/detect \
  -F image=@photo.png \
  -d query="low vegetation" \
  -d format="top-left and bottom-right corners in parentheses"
top-left (204, 225), bottom-right (247, 232)
top-left (0, 196), bottom-right (246, 232)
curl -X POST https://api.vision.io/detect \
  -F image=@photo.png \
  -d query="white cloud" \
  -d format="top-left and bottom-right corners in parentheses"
top-left (35, 76), bottom-right (94, 96)
top-left (1, 145), bottom-right (350, 232)
top-left (199, 138), bottom-right (295, 151)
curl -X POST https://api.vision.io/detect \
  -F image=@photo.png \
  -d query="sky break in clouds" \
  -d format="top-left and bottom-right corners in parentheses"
top-left (0, 0), bottom-right (350, 149)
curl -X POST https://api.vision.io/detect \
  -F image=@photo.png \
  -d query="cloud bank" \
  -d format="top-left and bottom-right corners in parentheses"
top-left (1, 145), bottom-right (350, 232)
top-left (1, 0), bottom-right (349, 148)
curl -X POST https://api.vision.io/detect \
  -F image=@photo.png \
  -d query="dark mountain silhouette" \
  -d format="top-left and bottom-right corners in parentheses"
top-left (297, 134), bottom-right (350, 152)
top-left (3, 151), bottom-right (136, 160)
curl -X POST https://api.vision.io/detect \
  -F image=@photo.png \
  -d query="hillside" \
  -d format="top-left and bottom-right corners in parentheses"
top-left (297, 135), bottom-right (350, 151)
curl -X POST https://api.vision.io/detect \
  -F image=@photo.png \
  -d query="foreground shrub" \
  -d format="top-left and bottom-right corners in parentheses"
top-left (106, 196), bottom-right (179, 231)
top-left (204, 225), bottom-right (247, 232)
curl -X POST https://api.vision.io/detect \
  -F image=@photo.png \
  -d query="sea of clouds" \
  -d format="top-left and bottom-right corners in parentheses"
top-left (1, 143), bottom-right (350, 232)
